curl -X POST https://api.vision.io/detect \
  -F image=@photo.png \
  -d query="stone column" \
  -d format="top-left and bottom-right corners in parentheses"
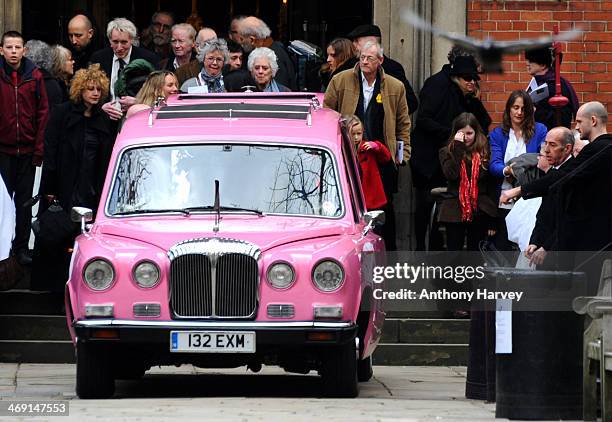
top-left (432, 0), bottom-right (466, 73)
top-left (0, 0), bottom-right (22, 33)
top-left (373, 0), bottom-right (466, 251)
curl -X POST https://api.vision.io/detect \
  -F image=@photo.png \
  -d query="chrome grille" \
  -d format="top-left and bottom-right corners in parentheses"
top-left (267, 304), bottom-right (295, 318)
top-left (216, 254), bottom-right (258, 317)
top-left (133, 303), bottom-right (161, 317)
top-left (170, 254), bottom-right (212, 317)
top-left (168, 238), bottom-right (260, 319)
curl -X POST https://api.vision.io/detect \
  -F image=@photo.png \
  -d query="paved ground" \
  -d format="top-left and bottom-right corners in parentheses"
top-left (0, 363), bottom-right (584, 421)
top-left (0, 364), bottom-right (507, 421)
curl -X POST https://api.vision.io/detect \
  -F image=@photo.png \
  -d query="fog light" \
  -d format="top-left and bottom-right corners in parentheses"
top-left (91, 329), bottom-right (119, 339)
top-left (314, 306), bottom-right (342, 319)
top-left (307, 332), bottom-right (335, 341)
top-left (85, 304), bottom-right (114, 317)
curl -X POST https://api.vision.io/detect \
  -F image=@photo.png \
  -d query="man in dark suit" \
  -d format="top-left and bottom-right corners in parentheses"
top-left (237, 16), bottom-right (296, 91)
top-left (502, 101), bottom-right (612, 253)
top-left (90, 17), bottom-right (159, 119)
top-left (525, 127), bottom-right (574, 266)
top-left (347, 24), bottom-right (418, 114)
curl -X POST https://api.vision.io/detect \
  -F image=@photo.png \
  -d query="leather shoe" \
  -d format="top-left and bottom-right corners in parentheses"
top-left (16, 249), bottom-right (33, 266)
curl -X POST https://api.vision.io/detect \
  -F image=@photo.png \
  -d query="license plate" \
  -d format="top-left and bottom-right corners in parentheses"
top-left (170, 331), bottom-right (255, 353)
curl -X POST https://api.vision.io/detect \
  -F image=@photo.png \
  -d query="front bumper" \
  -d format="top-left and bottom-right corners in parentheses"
top-left (74, 319), bottom-right (357, 346)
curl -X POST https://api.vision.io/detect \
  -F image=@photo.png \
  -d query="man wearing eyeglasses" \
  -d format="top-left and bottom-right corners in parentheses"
top-left (139, 11), bottom-right (174, 61)
top-left (324, 40), bottom-right (411, 251)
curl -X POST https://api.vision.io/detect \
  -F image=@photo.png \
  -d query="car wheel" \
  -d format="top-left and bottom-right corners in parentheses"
top-left (114, 362), bottom-right (147, 380)
top-left (321, 338), bottom-right (358, 398)
top-left (357, 354), bottom-right (373, 382)
top-left (76, 342), bottom-right (115, 399)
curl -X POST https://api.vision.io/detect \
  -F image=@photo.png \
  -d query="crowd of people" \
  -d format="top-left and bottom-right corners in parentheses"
top-left (0, 12), bottom-right (609, 276)
top-left (0, 9), bottom-right (610, 405)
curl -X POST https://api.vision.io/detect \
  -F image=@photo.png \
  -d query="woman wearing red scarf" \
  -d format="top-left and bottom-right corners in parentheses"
top-left (438, 112), bottom-right (497, 251)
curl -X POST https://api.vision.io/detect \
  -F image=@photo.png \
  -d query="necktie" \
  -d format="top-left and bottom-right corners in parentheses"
top-left (117, 58), bottom-right (126, 74)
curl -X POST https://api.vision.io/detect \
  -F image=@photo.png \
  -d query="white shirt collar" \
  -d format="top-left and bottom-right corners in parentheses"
top-left (553, 154), bottom-right (572, 169)
top-left (113, 47), bottom-right (132, 65)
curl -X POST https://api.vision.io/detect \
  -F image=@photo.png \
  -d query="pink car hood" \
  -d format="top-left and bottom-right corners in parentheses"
top-left (93, 215), bottom-right (355, 252)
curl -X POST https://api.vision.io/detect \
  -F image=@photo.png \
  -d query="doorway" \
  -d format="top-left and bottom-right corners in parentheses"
top-left (21, 0), bottom-right (372, 51)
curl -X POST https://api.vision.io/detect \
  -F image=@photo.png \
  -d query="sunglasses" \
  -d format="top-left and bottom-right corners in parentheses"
top-left (458, 74), bottom-right (477, 82)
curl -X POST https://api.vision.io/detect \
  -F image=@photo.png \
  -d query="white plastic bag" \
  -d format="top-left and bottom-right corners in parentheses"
top-left (0, 175), bottom-right (15, 260)
top-left (505, 197), bottom-right (541, 252)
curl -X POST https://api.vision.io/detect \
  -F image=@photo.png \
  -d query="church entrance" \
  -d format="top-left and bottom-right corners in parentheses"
top-left (21, 0), bottom-right (372, 51)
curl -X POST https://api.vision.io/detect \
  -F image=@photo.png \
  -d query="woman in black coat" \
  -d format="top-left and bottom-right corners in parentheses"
top-left (410, 54), bottom-right (492, 251)
top-left (31, 64), bottom-right (115, 292)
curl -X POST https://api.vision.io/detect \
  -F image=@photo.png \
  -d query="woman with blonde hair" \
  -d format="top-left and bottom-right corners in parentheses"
top-left (50, 45), bottom-right (75, 97)
top-left (126, 70), bottom-right (179, 118)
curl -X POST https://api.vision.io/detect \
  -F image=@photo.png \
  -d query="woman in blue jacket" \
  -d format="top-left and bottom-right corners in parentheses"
top-left (489, 90), bottom-right (547, 250)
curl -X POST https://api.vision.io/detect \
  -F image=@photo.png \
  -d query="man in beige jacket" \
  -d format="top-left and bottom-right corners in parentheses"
top-left (324, 40), bottom-right (411, 250)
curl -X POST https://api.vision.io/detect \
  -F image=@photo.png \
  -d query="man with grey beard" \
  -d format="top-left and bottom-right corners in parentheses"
top-left (139, 11), bottom-right (174, 60)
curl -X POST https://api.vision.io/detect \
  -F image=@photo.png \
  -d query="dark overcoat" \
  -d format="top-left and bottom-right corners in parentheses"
top-left (410, 64), bottom-right (491, 189)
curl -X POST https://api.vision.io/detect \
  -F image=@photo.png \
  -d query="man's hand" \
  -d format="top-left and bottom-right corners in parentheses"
top-left (525, 244), bottom-right (538, 258)
top-left (117, 96), bottom-right (137, 112)
top-left (527, 246), bottom-right (547, 267)
top-left (500, 187), bottom-right (521, 205)
top-left (102, 101), bottom-right (123, 120)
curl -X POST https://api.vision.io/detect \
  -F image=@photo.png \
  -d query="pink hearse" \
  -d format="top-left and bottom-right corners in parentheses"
top-left (66, 93), bottom-right (385, 399)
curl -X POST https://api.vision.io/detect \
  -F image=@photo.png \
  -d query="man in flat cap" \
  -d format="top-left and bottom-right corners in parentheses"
top-left (347, 24), bottom-right (418, 114)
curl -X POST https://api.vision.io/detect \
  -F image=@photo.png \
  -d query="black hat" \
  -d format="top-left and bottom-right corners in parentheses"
top-left (347, 24), bottom-right (382, 40)
top-left (525, 46), bottom-right (553, 68)
top-left (449, 55), bottom-right (481, 80)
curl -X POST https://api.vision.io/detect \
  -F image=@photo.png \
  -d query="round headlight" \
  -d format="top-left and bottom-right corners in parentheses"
top-left (133, 261), bottom-right (160, 288)
top-left (267, 262), bottom-right (295, 289)
top-left (83, 259), bottom-right (115, 291)
top-left (312, 260), bottom-right (344, 292)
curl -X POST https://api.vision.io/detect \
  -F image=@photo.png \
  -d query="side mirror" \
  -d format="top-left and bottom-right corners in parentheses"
top-left (362, 210), bottom-right (385, 236)
top-left (71, 207), bottom-right (93, 233)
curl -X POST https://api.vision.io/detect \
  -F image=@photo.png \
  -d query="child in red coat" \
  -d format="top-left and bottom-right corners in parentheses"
top-left (345, 115), bottom-right (392, 210)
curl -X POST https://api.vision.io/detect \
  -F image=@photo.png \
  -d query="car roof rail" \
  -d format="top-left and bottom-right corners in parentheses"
top-left (147, 93), bottom-right (322, 127)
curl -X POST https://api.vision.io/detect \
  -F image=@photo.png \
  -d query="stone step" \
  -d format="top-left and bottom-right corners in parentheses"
top-left (0, 340), bottom-right (75, 364)
top-left (381, 318), bottom-right (470, 344)
top-left (373, 344), bottom-right (468, 366)
top-left (0, 315), bottom-right (70, 341)
top-left (0, 290), bottom-right (64, 315)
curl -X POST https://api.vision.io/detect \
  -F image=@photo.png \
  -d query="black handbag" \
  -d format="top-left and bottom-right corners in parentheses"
top-left (32, 200), bottom-right (77, 245)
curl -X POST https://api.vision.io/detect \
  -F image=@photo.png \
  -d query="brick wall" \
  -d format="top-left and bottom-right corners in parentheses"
top-left (467, 0), bottom-right (612, 128)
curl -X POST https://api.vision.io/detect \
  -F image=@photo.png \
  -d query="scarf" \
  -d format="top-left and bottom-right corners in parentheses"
top-left (263, 79), bottom-right (281, 92)
top-left (458, 152), bottom-right (481, 222)
top-left (198, 67), bottom-right (224, 93)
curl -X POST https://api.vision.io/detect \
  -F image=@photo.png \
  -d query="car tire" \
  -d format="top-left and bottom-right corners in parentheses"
top-left (357, 354), bottom-right (373, 382)
top-left (114, 362), bottom-right (147, 380)
top-left (321, 339), bottom-right (358, 398)
top-left (76, 342), bottom-right (115, 399)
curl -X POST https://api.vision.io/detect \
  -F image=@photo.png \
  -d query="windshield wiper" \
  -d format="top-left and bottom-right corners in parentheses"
top-left (183, 205), bottom-right (265, 216)
top-left (113, 208), bottom-right (191, 216)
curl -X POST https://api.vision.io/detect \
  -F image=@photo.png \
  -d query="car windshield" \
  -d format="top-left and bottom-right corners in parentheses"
top-left (107, 144), bottom-right (343, 217)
